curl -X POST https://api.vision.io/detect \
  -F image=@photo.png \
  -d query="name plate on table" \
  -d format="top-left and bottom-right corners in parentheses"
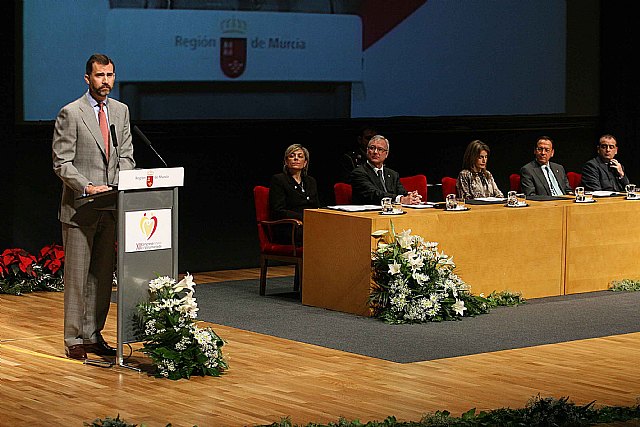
top-left (118, 167), bottom-right (184, 191)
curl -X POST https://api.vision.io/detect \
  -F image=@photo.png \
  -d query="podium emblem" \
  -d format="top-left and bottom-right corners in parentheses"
top-left (146, 172), bottom-right (154, 187)
top-left (140, 212), bottom-right (158, 240)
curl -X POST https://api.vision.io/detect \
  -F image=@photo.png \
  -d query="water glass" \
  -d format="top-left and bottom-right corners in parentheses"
top-left (392, 201), bottom-right (403, 214)
top-left (381, 197), bottom-right (393, 213)
top-left (507, 191), bottom-right (518, 206)
top-left (626, 183), bottom-right (637, 199)
top-left (516, 193), bottom-right (526, 206)
top-left (445, 194), bottom-right (457, 210)
top-left (457, 197), bottom-right (466, 210)
top-left (574, 186), bottom-right (585, 202)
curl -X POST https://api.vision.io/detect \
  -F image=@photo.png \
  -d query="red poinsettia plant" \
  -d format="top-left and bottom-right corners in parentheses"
top-left (0, 244), bottom-right (65, 295)
top-left (0, 248), bottom-right (37, 278)
top-left (37, 244), bottom-right (65, 276)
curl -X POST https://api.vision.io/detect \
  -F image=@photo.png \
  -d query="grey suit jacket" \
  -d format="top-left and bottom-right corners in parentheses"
top-left (53, 94), bottom-right (135, 226)
top-left (520, 160), bottom-right (572, 196)
top-left (581, 156), bottom-right (630, 191)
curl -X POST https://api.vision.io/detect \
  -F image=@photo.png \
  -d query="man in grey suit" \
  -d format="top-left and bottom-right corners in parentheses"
top-left (581, 134), bottom-right (630, 192)
top-left (520, 136), bottom-right (572, 197)
top-left (52, 53), bottom-right (136, 360)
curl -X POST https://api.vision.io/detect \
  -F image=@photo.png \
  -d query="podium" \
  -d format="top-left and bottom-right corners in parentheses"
top-left (113, 167), bottom-right (184, 368)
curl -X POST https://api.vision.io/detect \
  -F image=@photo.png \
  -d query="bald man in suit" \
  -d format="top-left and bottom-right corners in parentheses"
top-left (52, 53), bottom-right (135, 360)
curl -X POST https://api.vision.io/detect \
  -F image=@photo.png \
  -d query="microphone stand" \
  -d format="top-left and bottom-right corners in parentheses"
top-left (133, 126), bottom-right (168, 168)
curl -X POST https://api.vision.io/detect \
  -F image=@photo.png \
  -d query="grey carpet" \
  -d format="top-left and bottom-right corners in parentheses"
top-left (194, 276), bottom-right (640, 363)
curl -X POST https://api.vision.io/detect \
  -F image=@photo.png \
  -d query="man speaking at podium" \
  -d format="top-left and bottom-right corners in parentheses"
top-left (52, 53), bottom-right (136, 360)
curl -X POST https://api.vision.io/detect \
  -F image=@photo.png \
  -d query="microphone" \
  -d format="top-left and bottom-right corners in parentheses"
top-left (109, 124), bottom-right (118, 147)
top-left (108, 124), bottom-right (120, 187)
top-left (133, 125), bottom-right (168, 168)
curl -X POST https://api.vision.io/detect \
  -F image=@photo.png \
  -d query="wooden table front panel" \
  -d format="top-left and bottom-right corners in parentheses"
top-left (565, 197), bottom-right (640, 294)
top-left (302, 210), bottom-right (376, 316)
top-left (303, 202), bottom-right (566, 316)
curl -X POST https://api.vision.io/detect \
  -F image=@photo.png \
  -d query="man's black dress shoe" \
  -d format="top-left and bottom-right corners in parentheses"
top-left (65, 344), bottom-right (87, 360)
top-left (85, 340), bottom-right (117, 356)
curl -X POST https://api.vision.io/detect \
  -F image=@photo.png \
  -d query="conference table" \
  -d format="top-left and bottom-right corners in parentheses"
top-left (301, 195), bottom-right (640, 316)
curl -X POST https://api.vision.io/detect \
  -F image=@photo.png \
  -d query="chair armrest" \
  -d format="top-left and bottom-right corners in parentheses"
top-left (259, 219), bottom-right (303, 254)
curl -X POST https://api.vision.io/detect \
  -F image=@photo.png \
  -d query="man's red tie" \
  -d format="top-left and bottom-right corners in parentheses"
top-left (98, 102), bottom-right (109, 159)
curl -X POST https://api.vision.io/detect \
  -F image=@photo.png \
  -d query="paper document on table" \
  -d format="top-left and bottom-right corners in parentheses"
top-left (474, 197), bottom-right (506, 202)
top-left (402, 202), bottom-right (435, 209)
top-left (326, 205), bottom-right (381, 212)
top-left (591, 191), bottom-right (618, 197)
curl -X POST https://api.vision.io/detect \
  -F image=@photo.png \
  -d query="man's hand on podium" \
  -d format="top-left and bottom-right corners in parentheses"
top-left (85, 184), bottom-right (113, 195)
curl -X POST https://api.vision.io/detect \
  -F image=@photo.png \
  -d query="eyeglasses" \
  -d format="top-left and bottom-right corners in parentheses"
top-left (367, 146), bottom-right (388, 153)
top-left (535, 147), bottom-right (552, 153)
top-left (599, 144), bottom-right (617, 150)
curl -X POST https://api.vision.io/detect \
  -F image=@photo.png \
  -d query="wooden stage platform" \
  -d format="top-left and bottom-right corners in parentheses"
top-left (2, 266), bottom-right (640, 426)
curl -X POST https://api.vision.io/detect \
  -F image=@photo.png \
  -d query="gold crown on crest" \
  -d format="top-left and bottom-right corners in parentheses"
top-left (221, 17), bottom-right (247, 34)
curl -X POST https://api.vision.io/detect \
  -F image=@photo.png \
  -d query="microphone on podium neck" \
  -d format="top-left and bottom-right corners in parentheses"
top-left (133, 125), bottom-right (168, 168)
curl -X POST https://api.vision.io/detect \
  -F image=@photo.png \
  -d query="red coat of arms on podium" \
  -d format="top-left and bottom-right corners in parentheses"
top-left (220, 18), bottom-right (248, 78)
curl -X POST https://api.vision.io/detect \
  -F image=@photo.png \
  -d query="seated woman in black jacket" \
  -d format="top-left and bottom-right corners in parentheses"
top-left (269, 144), bottom-right (320, 245)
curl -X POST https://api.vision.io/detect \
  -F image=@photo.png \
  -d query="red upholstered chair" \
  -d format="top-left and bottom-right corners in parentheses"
top-left (253, 186), bottom-right (303, 296)
top-left (509, 173), bottom-right (522, 192)
top-left (400, 174), bottom-right (428, 201)
top-left (333, 182), bottom-right (353, 205)
top-left (441, 177), bottom-right (457, 199)
top-left (567, 171), bottom-right (582, 190)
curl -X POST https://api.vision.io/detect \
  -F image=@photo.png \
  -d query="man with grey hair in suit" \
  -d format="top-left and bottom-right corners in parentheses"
top-left (350, 135), bottom-right (422, 205)
top-left (52, 53), bottom-right (136, 360)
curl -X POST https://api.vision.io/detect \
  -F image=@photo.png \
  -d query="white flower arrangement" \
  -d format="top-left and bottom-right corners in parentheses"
top-left (370, 223), bottom-right (495, 324)
top-left (134, 274), bottom-right (227, 380)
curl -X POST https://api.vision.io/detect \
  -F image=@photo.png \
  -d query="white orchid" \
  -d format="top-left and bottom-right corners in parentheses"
top-left (388, 260), bottom-right (402, 275)
top-left (174, 273), bottom-right (195, 293)
top-left (452, 299), bottom-right (467, 316)
top-left (395, 229), bottom-right (413, 249)
top-left (178, 291), bottom-right (199, 318)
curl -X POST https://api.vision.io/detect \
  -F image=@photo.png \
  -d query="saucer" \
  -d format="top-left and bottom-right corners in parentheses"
top-left (505, 202), bottom-right (528, 208)
top-left (379, 211), bottom-right (406, 215)
top-left (626, 195), bottom-right (640, 200)
top-left (445, 206), bottom-right (470, 212)
top-left (574, 199), bottom-right (596, 203)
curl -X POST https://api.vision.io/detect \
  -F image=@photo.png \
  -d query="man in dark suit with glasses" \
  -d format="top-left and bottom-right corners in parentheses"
top-left (582, 134), bottom-right (630, 192)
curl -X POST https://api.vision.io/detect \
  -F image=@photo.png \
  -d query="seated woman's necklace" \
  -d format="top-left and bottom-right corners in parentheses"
top-left (293, 175), bottom-right (305, 193)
